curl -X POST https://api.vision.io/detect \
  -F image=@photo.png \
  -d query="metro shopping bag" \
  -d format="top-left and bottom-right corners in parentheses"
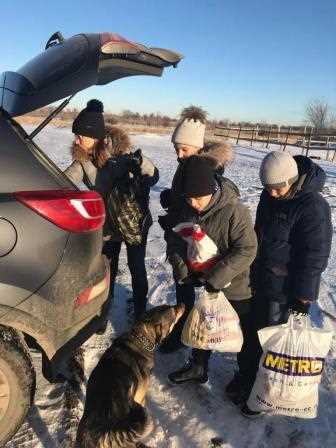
top-left (247, 313), bottom-right (333, 418)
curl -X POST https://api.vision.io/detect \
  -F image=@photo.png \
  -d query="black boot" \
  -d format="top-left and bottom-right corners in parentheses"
top-left (168, 359), bottom-right (208, 385)
top-left (225, 372), bottom-right (252, 406)
top-left (240, 403), bottom-right (264, 419)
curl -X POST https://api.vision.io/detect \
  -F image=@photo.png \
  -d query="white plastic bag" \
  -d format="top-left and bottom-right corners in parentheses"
top-left (173, 222), bottom-right (219, 272)
top-left (181, 289), bottom-right (243, 352)
top-left (247, 314), bottom-right (333, 418)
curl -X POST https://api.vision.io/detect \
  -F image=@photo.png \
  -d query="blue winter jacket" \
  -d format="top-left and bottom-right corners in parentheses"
top-left (254, 155), bottom-right (332, 304)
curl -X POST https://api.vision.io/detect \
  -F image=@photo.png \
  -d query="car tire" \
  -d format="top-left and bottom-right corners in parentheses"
top-left (0, 326), bottom-right (36, 446)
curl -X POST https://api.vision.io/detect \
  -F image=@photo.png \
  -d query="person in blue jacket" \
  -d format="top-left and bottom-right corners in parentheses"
top-left (226, 151), bottom-right (333, 417)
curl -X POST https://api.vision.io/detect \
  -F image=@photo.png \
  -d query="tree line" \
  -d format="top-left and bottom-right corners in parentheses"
top-left (26, 99), bottom-right (335, 132)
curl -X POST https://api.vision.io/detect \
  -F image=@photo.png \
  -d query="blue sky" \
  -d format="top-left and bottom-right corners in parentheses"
top-left (0, 0), bottom-right (335, 124)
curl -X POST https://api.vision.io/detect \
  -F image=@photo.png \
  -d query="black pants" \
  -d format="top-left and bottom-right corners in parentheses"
top-left (238, 296), bottom-right (290, 391)
top-left (192, 299), bottom-right (253, 376)
top-left (103, 239), bottom-right (148, 319)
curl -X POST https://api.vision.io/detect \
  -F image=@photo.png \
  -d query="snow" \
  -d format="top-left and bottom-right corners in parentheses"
top-left (6, 127), bottom-right (336, 448)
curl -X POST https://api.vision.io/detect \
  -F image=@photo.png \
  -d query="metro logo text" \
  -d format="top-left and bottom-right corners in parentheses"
top-left (263, 351), bottom-right (324, 376)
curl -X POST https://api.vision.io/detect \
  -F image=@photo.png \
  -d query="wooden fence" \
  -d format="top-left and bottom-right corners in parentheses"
top-left (215, 125), bottom-right (336, 162)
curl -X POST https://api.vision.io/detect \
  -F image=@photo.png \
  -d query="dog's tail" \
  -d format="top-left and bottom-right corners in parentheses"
top-left (96, 402), bottom-right (153, 448)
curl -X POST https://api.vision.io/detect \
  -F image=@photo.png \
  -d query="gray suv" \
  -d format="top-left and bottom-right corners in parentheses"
top-left (0, 31), bottom-right (181, 444)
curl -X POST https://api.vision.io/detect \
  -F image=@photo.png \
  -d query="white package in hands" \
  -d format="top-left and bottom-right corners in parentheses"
top-left (181, 289), bottom-right (243, 352)
top-left (247, 314), bottom-right (333, 418)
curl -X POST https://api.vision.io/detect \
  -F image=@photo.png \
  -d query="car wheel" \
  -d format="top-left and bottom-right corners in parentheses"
top-left (0, 326), bottom-right (36, 446)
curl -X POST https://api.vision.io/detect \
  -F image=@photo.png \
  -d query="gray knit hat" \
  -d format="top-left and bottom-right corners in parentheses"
top-left (172, 106), bottom-right (206, 149)
top-left (260, 151), bottom-right (299, 188)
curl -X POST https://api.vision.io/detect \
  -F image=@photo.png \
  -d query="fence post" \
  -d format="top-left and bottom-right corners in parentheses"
top-left (236, 125), bottom-right (241, 144)
top-left (332, 149), bottom-right (336, 163)
top-left (283, 129), bottom-right (290, 151)
top-left (326, 136), bottom-right (330, 161)
top-left (250, 127), bottom-right (255, 146)
top-left (266, 126), bottom-right (272, 148)
top-left (306, 128), bottom-right (313, 157)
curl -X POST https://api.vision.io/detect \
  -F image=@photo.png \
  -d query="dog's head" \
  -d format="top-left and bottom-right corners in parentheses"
top-left (134, 304), bottom-right (185, 347)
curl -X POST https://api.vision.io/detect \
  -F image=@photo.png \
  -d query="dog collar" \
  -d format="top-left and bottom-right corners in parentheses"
top-left (129, 331), bottom-right (156, 352)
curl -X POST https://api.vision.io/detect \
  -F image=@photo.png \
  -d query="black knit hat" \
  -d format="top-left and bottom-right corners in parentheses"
top-left (182, 156), bottom-right (217, 198)
top-left (72, 99), bottom-right (106, 139)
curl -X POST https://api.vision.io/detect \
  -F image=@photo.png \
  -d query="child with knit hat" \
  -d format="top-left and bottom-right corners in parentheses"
top-left (165, 155), bottom-right (257, 385)
top-left (158, 106), bottom-right (234, 353)
top-left (159, 106), bottom-right (232, 212)
top-left (231, 151), bottom-right (332, 418)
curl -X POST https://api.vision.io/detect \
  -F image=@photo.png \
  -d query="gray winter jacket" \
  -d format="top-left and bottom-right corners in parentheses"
top-left (65, 159), bottom-right (97, 188)
top-left (167, 176), bottom-right (257, 301)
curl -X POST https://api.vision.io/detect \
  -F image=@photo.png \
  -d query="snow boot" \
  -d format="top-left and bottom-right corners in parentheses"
top-left (168, 359), bottom-right (208, 385)
top-left (225, 372), bottom-right (250, 406)
top-left (240, 404), bottom-right (264, 419)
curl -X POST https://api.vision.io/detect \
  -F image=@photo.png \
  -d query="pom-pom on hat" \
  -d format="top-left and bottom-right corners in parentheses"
top-left (72, 99), bottom-right (106, 139)
top-left (182, 155), bottom-right (217, 198)
top-left (260, 151), bottom-right (299, 188)
top-left (172, 106), bottom-right (207, 149)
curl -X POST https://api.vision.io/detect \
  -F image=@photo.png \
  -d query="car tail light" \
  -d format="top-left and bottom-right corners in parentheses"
top-left (74, 268), bottom-right (110, 308)
top-left (15, 190), bottom-right (105, 233)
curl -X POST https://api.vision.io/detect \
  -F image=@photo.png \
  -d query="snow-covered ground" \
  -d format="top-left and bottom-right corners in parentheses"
top-left (6, 128), bottom-right (336, 448)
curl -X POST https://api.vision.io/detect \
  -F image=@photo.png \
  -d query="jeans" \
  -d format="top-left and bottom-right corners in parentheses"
top-left (103, 239), bottom-right (148, 319)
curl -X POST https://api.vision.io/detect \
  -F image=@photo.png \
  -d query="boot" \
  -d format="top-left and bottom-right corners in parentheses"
top-left (168, 359), bottom-right (208, 385)
top-left (225, 371), bottom-right (255, 406)
top-left (240, 403), bottom-right (264, 419)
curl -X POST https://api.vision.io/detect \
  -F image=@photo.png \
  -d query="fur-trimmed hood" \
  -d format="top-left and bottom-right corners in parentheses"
top-left (199, 141), bottom-right (233, 170)
top-left (105, 125), bottom-right (131, 156)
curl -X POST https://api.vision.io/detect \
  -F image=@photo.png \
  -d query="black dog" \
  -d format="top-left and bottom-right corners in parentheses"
top-left (76, 304), bottom-right (185, 448)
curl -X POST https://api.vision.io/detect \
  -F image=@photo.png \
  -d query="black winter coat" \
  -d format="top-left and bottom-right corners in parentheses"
top-left (254, 155), bottom-right (332, 305)
top-left (95, 154), bottom-right (159, 241)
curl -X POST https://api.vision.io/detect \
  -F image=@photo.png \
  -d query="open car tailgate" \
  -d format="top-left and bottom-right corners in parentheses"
top-left (0, 32), bottom-right (183, 117)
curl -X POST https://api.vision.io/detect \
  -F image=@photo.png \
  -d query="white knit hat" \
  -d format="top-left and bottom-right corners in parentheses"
top-left (260, 151), bottom-right (299, 187)
top-left (172, 118), bottom-right (206, 148)
top-left (172, 107), bottom-right (207, 149)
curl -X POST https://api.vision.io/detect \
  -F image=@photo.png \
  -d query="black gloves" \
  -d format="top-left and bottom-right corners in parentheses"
top-left (127, 149), bottom-right (143, 176)
top-left (160, 189), bottom-right (172, 209)
top-left (291, 299), bottom-right (311, 315)
top-left (182, 273), bottom-right (205, 287)
top-left (204, 282), bottom-right (220, 293)
top-left (132, 148), bottom-right (143, 167)
top-left (170, 255), bottom-right (189, 285)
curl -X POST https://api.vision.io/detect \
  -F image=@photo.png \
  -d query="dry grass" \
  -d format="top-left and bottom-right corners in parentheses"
top-left (15, 115), bottom-right (221, 144)
top-left (15, 115), bottom-right (175, 135)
